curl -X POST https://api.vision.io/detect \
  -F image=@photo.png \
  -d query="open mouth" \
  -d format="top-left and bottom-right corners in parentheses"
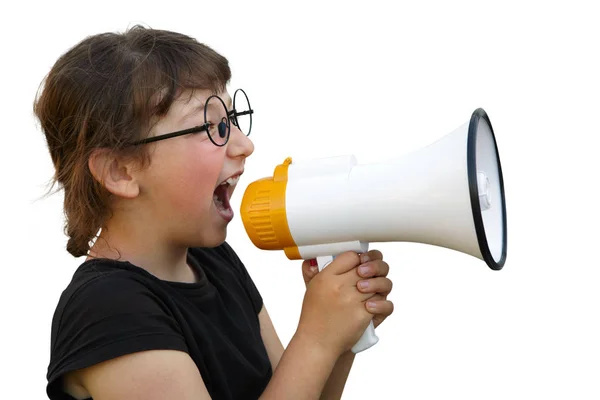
top-left (213, 174), bottom-right (240, 221)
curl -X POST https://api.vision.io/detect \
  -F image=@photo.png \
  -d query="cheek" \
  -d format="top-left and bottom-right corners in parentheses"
top-left (158, 145), bottom-right (224, 210)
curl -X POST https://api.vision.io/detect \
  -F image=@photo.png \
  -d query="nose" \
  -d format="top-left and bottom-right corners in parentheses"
top-left (227, 124), bottom-right (254, 158)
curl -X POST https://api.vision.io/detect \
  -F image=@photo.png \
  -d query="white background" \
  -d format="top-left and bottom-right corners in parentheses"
top-left (1, 0), bottom-right (599, 399)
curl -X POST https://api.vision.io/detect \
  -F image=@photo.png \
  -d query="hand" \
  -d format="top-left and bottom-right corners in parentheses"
top-left (354, 250), bottom-right (394, 329)
top-left (301, 250), bottom-right (394, 329)
top-left (296, 251), bottom-right (375, 357)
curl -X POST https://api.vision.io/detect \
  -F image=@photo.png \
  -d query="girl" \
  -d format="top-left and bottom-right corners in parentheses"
top-left (35, 25), bottom-right (394, 400)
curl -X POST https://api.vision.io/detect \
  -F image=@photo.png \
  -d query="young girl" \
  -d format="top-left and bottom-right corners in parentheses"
top-left (35, 25), bottom-right (394, 400)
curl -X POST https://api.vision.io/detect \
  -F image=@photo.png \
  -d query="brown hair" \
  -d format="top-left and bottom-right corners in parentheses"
top-left (34, 25), bottom-right (231, 257)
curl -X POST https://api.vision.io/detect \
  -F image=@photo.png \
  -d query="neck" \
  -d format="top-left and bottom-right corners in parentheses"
top-left (88, 213), bottom-right (196, 283)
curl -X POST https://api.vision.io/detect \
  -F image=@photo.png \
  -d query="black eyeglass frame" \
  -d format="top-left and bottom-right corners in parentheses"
top-left (129, 88), bottom-right (253, 147)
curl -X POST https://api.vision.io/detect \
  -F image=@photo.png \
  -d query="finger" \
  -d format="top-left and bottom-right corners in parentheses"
top-left (302, 259), bottom-right (319, 275)
top-left (357, 277), bottom-right (393, 296)
top-left (301, 259), bottom-right (319, 283)
top-left (357, 260), bottom-right (390, 278)
top-left (367, 249), bottom-right (383, 261)
top-left (326, 251), bottom-right (361, 275)
top-left (365, 293), bottom-right (386, 302)
top-left (366, 299), bottom-right (394, 316)
top-left (359, 249), bottom-right (383, 262)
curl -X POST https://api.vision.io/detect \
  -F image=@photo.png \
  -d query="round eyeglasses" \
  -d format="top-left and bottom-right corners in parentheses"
top-left (130, 88), bottom-right (253, 147)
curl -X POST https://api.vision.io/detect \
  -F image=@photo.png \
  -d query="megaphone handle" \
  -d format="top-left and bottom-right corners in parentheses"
top-left (315, 255), bottom-right (380, 354)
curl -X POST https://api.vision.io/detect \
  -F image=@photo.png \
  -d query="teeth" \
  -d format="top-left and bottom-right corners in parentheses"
top-left (220, 175), bottom-right (240, 186)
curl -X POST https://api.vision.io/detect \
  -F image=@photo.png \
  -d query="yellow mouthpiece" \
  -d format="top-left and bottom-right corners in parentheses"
top-left (240, 157), bottom-right (301, 259)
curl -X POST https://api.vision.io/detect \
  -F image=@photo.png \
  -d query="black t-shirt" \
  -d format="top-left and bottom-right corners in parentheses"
top-left (46, 243), bottom-right (272, 400)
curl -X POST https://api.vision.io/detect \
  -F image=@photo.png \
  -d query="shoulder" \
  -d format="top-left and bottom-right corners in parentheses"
top-left (55, 258), bottom-right (150, 301)
top-left (50, 258), bottom-right (185, 344)
top-left (47, 259), bottom-right (188, 398)
top-left (51, 259), bottom-right (168, 327)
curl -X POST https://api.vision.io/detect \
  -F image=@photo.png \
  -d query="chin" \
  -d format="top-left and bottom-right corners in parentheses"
top-left (194, 228), bottom-right (228, 249)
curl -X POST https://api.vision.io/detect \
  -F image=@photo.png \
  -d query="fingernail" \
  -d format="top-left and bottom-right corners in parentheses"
top-left (359, 281), bottom-right (369, 289)
top-left (360, 254), bottom-right (370, 263)
top-left (359, 265), bottom-right (370, 276)
top-left (367, 301), bottom-right (377, 309)
top-left (309, 259), bottom-right (317, 267)
top-left (310, 266), bottom-right (318, 274)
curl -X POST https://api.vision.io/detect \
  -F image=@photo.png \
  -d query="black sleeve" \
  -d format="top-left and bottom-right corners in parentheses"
top-left (220, 242), bottom-right (264, 314)
top-left (47, 273), bottom-right (188, 398)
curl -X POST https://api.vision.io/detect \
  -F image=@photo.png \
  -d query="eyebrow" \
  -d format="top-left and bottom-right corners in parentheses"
top-left (179, 94), bottom-right (233, 124)
top-left (179, 103), bottom-right (205, 124)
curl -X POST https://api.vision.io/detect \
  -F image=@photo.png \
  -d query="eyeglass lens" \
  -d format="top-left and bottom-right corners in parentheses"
top-left (233, 89), bottom-right (252, 136)
top-left (205, 96), bottom-right (231, 146)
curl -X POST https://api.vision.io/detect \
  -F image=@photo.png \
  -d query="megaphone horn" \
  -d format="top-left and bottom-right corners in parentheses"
top-left (240, 108), bottom-right (507, 353)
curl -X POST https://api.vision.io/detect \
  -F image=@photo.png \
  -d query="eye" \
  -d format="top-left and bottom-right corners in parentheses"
top-left (218, 119), bottom-right (228, 138)
top-left (189, 124), bottom-right (209, 136)
top-left (207, 117), bottom-right (229, 144)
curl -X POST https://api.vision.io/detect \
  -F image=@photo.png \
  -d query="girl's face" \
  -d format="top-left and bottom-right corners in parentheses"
top-left (136, 88), bottom-right (254, 248)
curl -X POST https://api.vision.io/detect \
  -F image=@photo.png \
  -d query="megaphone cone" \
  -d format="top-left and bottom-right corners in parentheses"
top-left (241, 108), bottom-right (507, 270)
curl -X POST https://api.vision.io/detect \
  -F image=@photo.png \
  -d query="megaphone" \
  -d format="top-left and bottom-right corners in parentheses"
top-left (240, 108), bottom-right (507, 353)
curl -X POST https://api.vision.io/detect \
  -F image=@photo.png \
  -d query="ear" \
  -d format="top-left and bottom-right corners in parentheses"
top-left (88, 149), bottom-right (140, 199)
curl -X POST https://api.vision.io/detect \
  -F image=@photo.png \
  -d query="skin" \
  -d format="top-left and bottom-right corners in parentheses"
top-left (64, 88), bottom-right (394, 399)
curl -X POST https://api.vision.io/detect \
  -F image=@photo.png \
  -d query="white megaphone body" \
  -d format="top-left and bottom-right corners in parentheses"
top-left (240, 108), bottom-right (507, 354)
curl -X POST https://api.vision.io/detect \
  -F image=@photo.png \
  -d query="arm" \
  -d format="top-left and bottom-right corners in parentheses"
top-left (319, 351), bottom-right (355, 400)
top-left (288, 250), bottom-right (394, 399)
top-left (259, 306), bottom-right (355, 400)
top-left (63, 308), bottom-right (344, 400)
top-left (258, 305), bottom-right (285, 370)
top-left (67, 350), bottom-right (211, 400)
top-left (67, 320), bottom-right (339, 400)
